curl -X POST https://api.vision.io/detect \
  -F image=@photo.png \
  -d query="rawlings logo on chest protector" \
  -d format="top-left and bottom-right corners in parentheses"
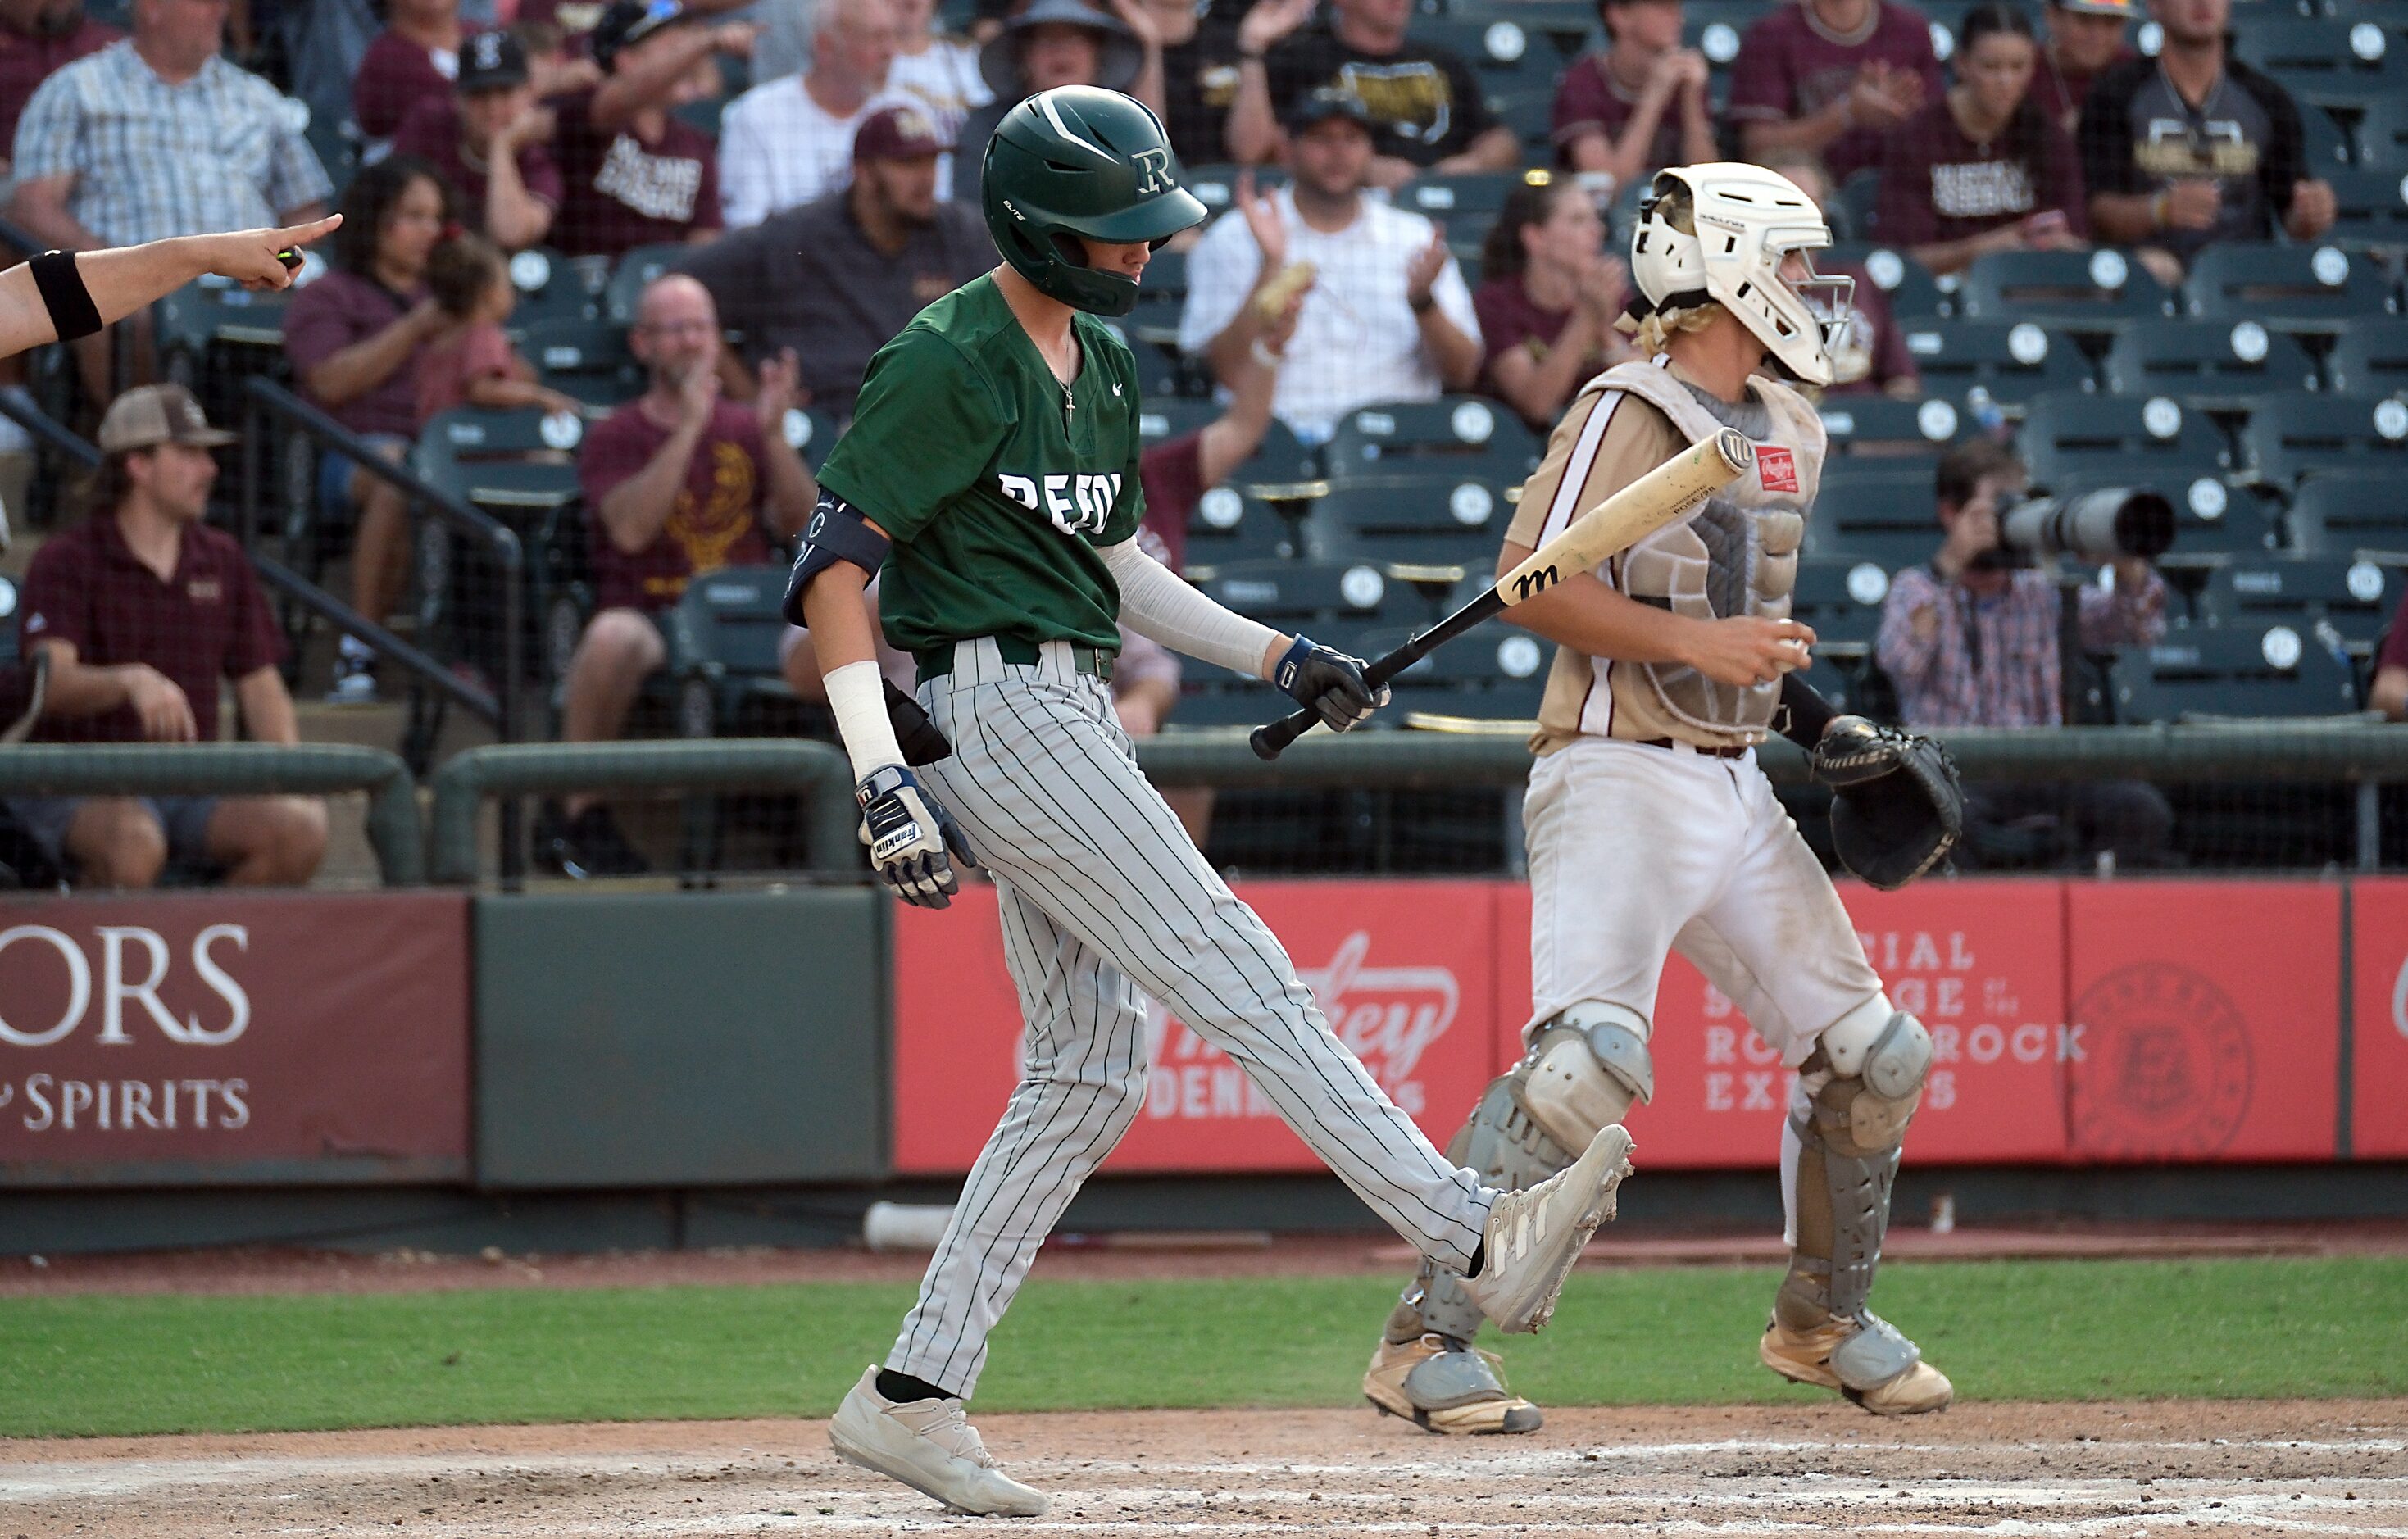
top-left (1756, 445), bottom-right (1800, 493)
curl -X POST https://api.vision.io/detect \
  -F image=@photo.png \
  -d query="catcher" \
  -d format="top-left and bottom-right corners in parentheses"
top-left (1361, 162), bottom-right (1963, 1435)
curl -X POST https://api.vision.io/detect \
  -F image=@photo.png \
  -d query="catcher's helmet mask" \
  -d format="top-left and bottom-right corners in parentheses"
top-left (981, 85), bottom-right (1208, 317)
top-left (1624, 165), bottom-right (1853, 385)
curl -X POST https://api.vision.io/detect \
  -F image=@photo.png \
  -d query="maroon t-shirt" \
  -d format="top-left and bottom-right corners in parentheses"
top-left (2382, 592), bottom-right (2408, 674)
top-left (1874, 95), bottom-right (2088, 247)
top-left (18, 515), bottom-right (283, 745)
top-left (1138, 431), bottom-right (1206, 573)
top-left (549, 89), bottom-right (723, 259)
top-left (282, 268), bottom-right (430, 440)
top-left (579, 397), bottom-right (775, 613)
top-left (1550, 52), bottom-right (1689, 172)
top-left (1820, 259), bottom-right (1920, 396)
top-left (389, 96), bottom-right (566, 232)
top-left (0, 14), bottom-right (118, 158)
top-left (1472, 276), bottom-right (1615, 429)
top-left (1727, 0), bottom-right (1943, 182)
top-left (355, 30), bottom-right (459, 143)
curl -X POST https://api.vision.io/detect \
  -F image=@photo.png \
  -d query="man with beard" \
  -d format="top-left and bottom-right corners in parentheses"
top-left (676, 103), bottom-right (993, 419)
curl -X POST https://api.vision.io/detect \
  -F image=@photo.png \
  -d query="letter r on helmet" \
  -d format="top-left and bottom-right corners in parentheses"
top-left (1134, 148), bottom-right (1173, 195)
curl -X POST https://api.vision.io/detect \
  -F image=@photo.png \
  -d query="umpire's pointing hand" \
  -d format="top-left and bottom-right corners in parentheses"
top-left (1273, 634), bottom-right (1389, 732)
top-left (856, 765), bottom-right (979, 908)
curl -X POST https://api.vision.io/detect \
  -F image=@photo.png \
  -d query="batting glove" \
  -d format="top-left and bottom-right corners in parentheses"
top-left (856, 765), bottom-right (978, 909)
top-left (1274, 635), bottom-right (1389, 731)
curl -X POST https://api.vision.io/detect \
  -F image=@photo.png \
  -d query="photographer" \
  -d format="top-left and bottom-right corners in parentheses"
top-left (1876, 438), bottom-right (2174, 865)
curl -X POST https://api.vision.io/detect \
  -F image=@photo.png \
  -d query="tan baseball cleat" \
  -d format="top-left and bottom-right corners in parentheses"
top-left (1464, 1124), bottom-right (1635, 1334)
top-left (1364, 1333), bottom-right (1543, 1434)
top-left (1760, 1315), bottom-right (1955, 1415)
top-left (829, 1367), bottom-right (1048, 1517)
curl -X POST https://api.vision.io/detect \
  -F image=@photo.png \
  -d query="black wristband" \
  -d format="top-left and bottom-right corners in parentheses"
top-left (30, 250), bottom-right (102, 342)
top-left (1775, 670), bottom-right (1838, 749)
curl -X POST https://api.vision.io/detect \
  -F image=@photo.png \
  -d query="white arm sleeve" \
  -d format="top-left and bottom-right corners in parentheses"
top-left (825, 659), bottom-right (905, 781)
top-left (1101, 538), bottom-right (1280, 679)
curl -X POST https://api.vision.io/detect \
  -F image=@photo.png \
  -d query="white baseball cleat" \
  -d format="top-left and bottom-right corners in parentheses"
top-left (828, 1367), bottom-right (1048, 1517)
top-left (1464, 1124), bottom-right (1635, 1334)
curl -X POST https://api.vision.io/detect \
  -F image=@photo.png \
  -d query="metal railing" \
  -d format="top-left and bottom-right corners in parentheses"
top-left (239, 377), bottom-right (525, 746)
top-left (0, 744), bottom-right (423, 884)
top-left (427, 739), bottom-right (858, 885)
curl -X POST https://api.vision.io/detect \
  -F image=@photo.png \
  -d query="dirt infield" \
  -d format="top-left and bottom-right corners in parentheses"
top-left (6, 1400), bottom-right (2404, 1537)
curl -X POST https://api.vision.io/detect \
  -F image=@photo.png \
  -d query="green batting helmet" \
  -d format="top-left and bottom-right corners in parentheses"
top-left (981, 85), bottom-right (1207, 317)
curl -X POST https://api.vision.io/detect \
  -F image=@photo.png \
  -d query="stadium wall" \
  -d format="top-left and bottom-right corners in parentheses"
top-left (1, 878), bottom-right (2404, 1252)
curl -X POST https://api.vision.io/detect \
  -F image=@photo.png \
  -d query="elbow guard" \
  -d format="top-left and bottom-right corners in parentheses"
top-left (781, 490), bottom-right (891, 624)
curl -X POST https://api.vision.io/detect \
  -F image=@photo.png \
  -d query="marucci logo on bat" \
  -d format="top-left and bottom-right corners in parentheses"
top-left (1511, 565), bottom-right (1561, 602)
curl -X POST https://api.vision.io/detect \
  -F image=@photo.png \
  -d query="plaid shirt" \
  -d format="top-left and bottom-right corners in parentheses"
top-left (11, 40), bottom-right (331, 247)
top-left (1877, 565), bottom-right (2168, 728)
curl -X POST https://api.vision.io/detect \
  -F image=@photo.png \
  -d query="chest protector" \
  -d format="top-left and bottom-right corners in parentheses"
top-left (1600, 360), bottom-right (1824, 739)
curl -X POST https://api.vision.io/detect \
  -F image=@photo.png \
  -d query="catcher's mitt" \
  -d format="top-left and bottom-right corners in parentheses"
top-left (1810, 716), bottom-right (1962, 890)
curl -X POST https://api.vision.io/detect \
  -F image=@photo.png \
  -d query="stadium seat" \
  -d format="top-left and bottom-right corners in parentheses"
top-left (2110, 624), bottom-right (2361, 721)
top-left (1193, 556), bottom-right (1397, 630)
top-left (1953, 248), bottom-right (2177, 332)
top-left (2196, 553), bottom-right (2404, 650)
top-left (519, 316), bottom-right (641, 407)
top-left (2181, 243), bottom-right (2397, 332)
top-left (660, 564), bottom-right (798, 738)
top-left (1400, 170), bottom-right (1526, 222)
top-left (602, 243), bottom-right (695, 324)
top-left (1493, 88), bottom-right (1557, 157)
top-left (1138, 404), bottom-right (1321, 488)
top-left (1800, 464), bottom-right (1940, 570)
top-left (2300, 99), bottom-right (2355, 170)
top-left (505, 247), bottom-right (597, 328)
top-left (1324, 397), bottom-right (1545, 481)
top-left (2238, 393), bottom-right (2408, 486)
top-left (1790, 554), bottom-right (1893, 654)
top-left (1183, 485), bottom-right (1308, 570)
top-left (414, 406), bottom-right (587, 515)
top-left (1819, 393), bottom-right (1975, 458)
top-left (1352, 620), bottom-right (1549, 723)
top-left (2321, 168), bottom-right (2408, 245)
top-left (1824, 242), bottom-right (1948, 325)
top-left (1177, 164), bottom-right (1284, 219)
top-left (1901, 320), bottom-right (2093, 414)
top-left (1410, 15), bottom-right (1556, 84)
top-left (2100, 319), bottom-right (2322, 410)
top-left (2284, 470), bottom-right (2408, 556)
top-left (1306, 473), bottom-right (1517, 573)
top-left (2017, 390), bottom-right (2233, 488)
top-left (153, 273), bottom-right (298, 391)
top-left (2229, 16), bottom-right (2408, 102)
top-left (2356, 94), bottom-right (2408, 168)
top-left (2324, 316), bottom-right (2408, 395)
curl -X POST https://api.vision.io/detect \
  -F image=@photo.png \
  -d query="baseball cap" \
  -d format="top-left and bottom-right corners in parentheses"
top-left (854, 102), bottom-right (953, 161)
top-left (1285, 85), bottom-right (1375, 135)
top-left (97, 385), bottom-right (238, 455)
top-left (592, 0), bottom-right (688, 70)
top-left (2050, 0), bottom-right (2133, 16)
top-left (978, 0), bottom-right (1143, 98)
top-left (458, 30), bottom-right (530, 92)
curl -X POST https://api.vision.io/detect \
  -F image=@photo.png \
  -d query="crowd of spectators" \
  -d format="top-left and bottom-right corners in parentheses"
top-left (0, 0), bottom-right (2385, 886)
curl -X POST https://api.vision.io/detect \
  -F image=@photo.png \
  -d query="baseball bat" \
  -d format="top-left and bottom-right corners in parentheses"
top-left (1247, 428), bottom-right (1756, 762)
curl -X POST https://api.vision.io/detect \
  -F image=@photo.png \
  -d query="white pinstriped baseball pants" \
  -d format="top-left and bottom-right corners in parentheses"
top-left (885, 638), bottom-right (1493, 1398)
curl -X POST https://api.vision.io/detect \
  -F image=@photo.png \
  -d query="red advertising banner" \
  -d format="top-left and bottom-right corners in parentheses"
top-left (2065, 882), bottom-right (2341, 1163)
top-left (2344, 879), bottom-right (2408, 1159)
top-left (1498, 880), bottom-right (2067, 1169)
top-left (892, 883), bottom-right (1510, 1174)
top-left (0, 892), bottom-right (471, 1183)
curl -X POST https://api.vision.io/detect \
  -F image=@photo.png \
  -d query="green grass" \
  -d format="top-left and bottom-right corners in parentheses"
top-left (2, 1258), bottom-right (2403, 1438)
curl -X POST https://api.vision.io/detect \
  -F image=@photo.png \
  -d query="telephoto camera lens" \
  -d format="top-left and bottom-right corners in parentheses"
top-left (1998, 488), bottom-right (2176, 562)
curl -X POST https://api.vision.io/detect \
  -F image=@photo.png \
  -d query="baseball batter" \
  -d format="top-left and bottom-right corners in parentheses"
top-left (786, 85), bottom-right (1636, 1519)
top-left (1362, 163), bottom-right (1961, 1436)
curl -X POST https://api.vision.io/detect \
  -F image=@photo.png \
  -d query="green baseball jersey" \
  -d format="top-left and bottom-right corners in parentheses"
top-left (817, 274), bottom-right (1144, 656)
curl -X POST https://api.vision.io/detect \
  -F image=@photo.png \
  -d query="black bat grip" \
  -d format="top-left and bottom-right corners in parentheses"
top-left (1248, 706), bottom-right (1319, 761)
